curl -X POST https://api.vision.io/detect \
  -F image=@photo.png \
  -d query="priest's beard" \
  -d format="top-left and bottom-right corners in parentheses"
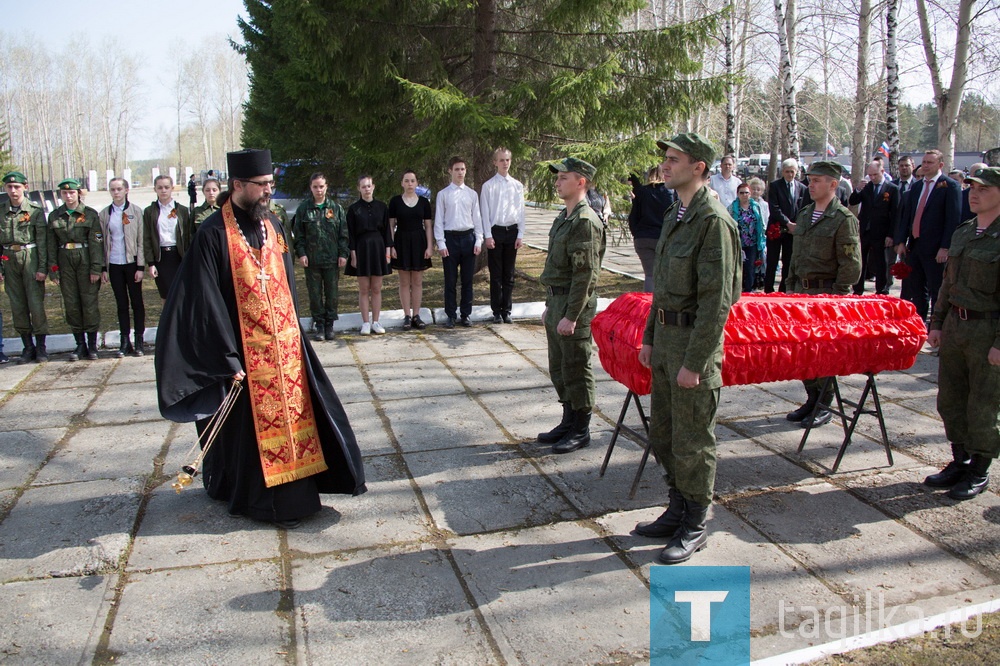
top-left (234, 190), bottom-right (271, 221)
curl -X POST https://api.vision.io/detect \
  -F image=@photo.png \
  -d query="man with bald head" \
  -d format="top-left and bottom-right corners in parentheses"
top-left (849, 160), bottom-right (900, 295)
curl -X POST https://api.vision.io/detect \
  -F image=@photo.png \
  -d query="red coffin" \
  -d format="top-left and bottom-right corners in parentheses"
top-left (591, 292), bottom-right (927, 395)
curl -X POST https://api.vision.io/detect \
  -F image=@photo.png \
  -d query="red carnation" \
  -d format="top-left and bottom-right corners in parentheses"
top-left (889, 261), bottom-right (912, 279)
top-left (766, 223), bottom-right (782, 240)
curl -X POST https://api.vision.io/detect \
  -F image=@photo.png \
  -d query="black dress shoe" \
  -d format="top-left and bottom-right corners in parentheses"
top-left (801, 409), bottom-right (833, 428)
top-left (272, 518), bottom-right (302, 529)
top-left (459, 316), bottom-right (471, 327)
top-left (502, 314), bottom-right (513, 324)
top-left (445, 316), bottom-right (456, 329)
top-left (492, 314), bottom-right (502, 324)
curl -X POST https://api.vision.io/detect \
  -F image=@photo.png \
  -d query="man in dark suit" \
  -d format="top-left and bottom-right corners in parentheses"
top-left (850, 160), bottom-right (899, 295)
top-left (765, 158), bottom-right (806, 292)
top-left (894, 149), bottom-right (962, 321)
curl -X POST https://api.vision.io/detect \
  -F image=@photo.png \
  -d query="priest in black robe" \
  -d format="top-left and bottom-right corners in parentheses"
top-left (155, 149), bottom-right (366, 528)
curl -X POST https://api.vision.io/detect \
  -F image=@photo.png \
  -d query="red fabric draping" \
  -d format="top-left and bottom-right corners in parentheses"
top-left (591, 292), bottom-right (927, 395)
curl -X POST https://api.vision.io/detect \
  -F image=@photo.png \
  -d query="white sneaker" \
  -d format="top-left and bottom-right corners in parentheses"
top-left (360, 322), bottom-right (371, 336)
top-left (371, 321), bottom-right (385, 335)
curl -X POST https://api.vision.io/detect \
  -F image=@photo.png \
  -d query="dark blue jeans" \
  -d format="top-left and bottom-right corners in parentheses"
top-left (443, 230), bottom-right (476, 318)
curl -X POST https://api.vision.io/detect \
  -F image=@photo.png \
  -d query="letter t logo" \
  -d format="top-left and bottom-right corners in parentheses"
top-left (674, 591), bottom-right (729, 641)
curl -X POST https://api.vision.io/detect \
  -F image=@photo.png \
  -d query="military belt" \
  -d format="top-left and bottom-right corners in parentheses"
top-left (952, 307), bottom-right (1000, 321)
top-left (546, 286), bottom-right (570, 296)
top-left (657, 309), bottom-right (696, 327)
top-left (4, 243), bottom-right (36, 252)
top-left (800, 278), bottom-right (835, 290)
top-left (61, 242), bottom-right (88, 249)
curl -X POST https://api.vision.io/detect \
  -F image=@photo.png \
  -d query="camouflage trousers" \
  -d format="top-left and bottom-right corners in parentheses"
top-left (544, 294), bottom-right (596, 411)
top-left (937, 314), bottom-right (1000, 458)
top-left (58, 249), bottom-right (100, 334)
top-left (3, 249), bottom-right (48, 335)
top-left (305, 264), bottom-right (341, 327)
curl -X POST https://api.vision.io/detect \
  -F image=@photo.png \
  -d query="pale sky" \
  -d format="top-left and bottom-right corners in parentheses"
top-left (3, 0), bottom-right (248, 159)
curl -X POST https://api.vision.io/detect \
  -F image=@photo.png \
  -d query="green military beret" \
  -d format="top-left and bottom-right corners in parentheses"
top-left (806, 160), bottom-right (843, 179)
top-left (58, 179), bottom-right (81, 190)
top-left (549, 157), bottom-right (597, 182)
top-left (965, 166), bottom-right (1000, 189)
top-left (656, 132), bottom-right (717, 169)
top-left (2, 171), bottom-right (27, 185)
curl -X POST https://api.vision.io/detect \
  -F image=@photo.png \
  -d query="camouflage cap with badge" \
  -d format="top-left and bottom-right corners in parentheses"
top-left (656, 132), bottom-right (717, 169)
top-left (806, 160), bottom-right (844, 179)
top-left (966, 166), bottom-right (1000, 189)
top-left (549, 157), bottom-right (597, 182)
top-left (3, 171), bottom-right (27, 185)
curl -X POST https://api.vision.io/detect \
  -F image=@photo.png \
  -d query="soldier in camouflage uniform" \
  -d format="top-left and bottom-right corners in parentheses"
top-left (537, 158), bottom-right (605, 454)
top-left (1, 171), bottom-right (50, 363)
top-left (48, 179), bottom-right (105, 361)
top-left (293, 173), bottom-right (349, 341)
top-left (785, 161), bottom-right (861, 428)
top-left (191, 178), bottom-right (222, 235)
top-left (634, 133), bottom-right (741, 565)
top-left (925, 166), bottom-right (1000, 501)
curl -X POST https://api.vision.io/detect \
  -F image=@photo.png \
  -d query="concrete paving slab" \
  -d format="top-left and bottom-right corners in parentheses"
top-left (715, 425), bottom-right (818, 496)
top-left (310, 337), bottom-right (359, 367)
top-left (342, 399), bottom-right (395, 456)
top-left (477, 385), bottom-right (559, 442)
top-left (365, 358), bottom-right (465, 402)
top-left (85, 381), bottom-right (160, 425)
top-left (349, 333), bottom-right (436, 366)
top-left (320, 365), bottom-right (372, 405)
top-left (449, 523), bottom-right (650, 665)
top-left (108, 561), bottom-right (287, 664)
top-left (0, 428), bottom-right (65, 491)
top-left (386, 394), bottom-right (507, 452)
top-left (0, 362), bottom-right (35, 391)
top-left (288, 455), bottom-right (429, 555)
top-left (403, 444), bottom-right (576, 535)
top-left (0, 477), bottom-right (142, 582)
top-left (105, 356), bottom-right (157, 384)
top-left (34, 422), bottom-right (169, 485)
top-left (718, 383), bottom-right (803, 421)
top-left (293, 545), bottom-right (496, 665)
top-left (487, 321), bottom-right (548, 351)
top-left (444, 351), bottom-right (551, 394)
top-left (129, 483), bottom-right (280, 570)
top-left (18, 357), bottom-right (115, 390)
top-left (726, 482), bottom-right (984, 606)
top-left (422, 328), bottom-right (513, 358)
top-left (0, 387), bottom-right (95, 431)
top-left (0, 574), bottom-right (117, 664)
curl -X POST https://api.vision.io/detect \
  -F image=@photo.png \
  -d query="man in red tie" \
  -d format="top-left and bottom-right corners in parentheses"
top-left (894, 149), bottom-right (962, 322)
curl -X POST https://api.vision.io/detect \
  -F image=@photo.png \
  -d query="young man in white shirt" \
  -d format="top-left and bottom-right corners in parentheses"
top-left (480, 147), bottom-right (525, 324)
top-left (709, 155), bottom-right (742, 209)
top-left (434, 157), bottom-right (484, 327)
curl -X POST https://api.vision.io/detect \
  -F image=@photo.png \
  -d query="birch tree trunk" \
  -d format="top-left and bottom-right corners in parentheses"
top-left (916, 0), bottom-right (975, 170)
top-left (852, 0), bottom-right (873, 186)
top-left (885, 0), bottom-right (900, 175)
top-left (774, 0), bottom-right (799, 162)
top-left (724, 2), bottom-right (737, 157)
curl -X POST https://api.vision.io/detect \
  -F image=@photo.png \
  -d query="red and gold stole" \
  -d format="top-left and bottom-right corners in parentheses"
top-left (222, 201), bottom-right (328, 487)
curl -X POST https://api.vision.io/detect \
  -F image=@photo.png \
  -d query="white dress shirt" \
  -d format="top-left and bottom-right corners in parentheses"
top-left (157, 200), bottom-right (178, 247)
top-left (710, 173), bottom-right (742, 209)
top-left (479, 173), bottom-right (525, 240)
top-left (433, 183), bottom-right (484, 250)
top-left (109, 202), bottom-right (127, 264)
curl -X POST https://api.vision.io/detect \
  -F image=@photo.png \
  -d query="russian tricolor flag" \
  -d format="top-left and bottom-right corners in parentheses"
top-left (878, 141), bottom-right (891, 158)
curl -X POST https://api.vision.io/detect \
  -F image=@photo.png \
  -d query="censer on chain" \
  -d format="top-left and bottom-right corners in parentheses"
top-left (172, 379), bottom-right (244, 492)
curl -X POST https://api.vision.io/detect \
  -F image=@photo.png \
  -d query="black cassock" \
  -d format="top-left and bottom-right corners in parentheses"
top-left (155, 201), bottom-right (366, 522)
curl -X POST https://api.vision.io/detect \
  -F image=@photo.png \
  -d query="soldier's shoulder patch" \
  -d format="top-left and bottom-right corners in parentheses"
top-left (571, 249), bottom-right (587, 269)
top-left (841, 243), bottom-right (858, 259)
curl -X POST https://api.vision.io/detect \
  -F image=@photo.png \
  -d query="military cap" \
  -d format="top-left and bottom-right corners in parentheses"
top-left (806, 160), bottom-right (843, 179)
top-left (2, 171), bottom-right (27, 185)
top-left (549, 157), bottom-right (597, 182)
top-left (966, 166), bottom-right (1000, 189)
top-left (58, 179), bottom-right (81, 190)
top-left (656, 133), bottom-right (717, 169)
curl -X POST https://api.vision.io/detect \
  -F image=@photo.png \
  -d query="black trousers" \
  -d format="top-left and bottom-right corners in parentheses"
top-left (154, 247), bottom-right (182, 299)
top-left (855, 240), bottom-right (889, 295)
top-left (443, 230), bottom-right (476, 318)
top-left (901, 239), bottom-right (943, 322)
top-left (108, 262), bottom-right (145, 336)
top-left (765, 233), bottom-right (793, 293)
top-left (488, 224), bottom-right (518, 316)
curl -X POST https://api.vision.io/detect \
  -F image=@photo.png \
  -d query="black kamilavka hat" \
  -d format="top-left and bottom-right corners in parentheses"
top-left (227, 149), bottom-right (273, 179)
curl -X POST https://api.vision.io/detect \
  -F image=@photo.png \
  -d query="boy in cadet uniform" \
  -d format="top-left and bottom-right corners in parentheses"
top-left (925, 166), bottom-right (1000, 500)
top-left (293, 172), bottom-right (349, 341)
top-left (537, 157), bottom-right (605, 454)
top-left (48, 179), bottom-right (105, 361)
top-left (1, 171), bottom-right (50, 363)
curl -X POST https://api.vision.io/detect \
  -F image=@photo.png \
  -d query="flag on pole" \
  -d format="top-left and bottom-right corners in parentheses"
top-left (826, 143), bottom-right (837, 157)
top-left (877, 141), bottom-right (891, 158)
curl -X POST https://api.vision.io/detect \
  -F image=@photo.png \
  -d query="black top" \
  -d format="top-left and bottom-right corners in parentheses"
top-left (628, 183), bottom-right (675, 240)
top-left (388, 195), bottom-right (433, 234)
top-left (346, 198), bottom-right (392, 251)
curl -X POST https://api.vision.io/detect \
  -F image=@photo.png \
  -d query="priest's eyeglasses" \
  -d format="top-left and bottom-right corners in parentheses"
top-left (241, 178), bottom-right (275, 188)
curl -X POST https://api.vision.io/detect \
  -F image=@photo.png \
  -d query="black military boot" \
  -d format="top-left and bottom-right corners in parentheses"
top-left (134, 332), bottom-right (145, 356)
top-left (948, 454), bottom-right (992, 501)
top-left (786, 389), bottom-right (818, 422)
top-left (801, 389), bottom-right (834, 428)
top-left (659, 500), bottom-right (710, 564)
top-left (924, 442), bottom-right (971, 488)
top-left (19, 335), bottom-right (36, 364)
top-left (34, 335), bottom-right (48, 363)
top-left (635, 487), bottom-right (686, 538)
top-left (69, 333), bottom-right (85, 362)
top-left (324, 322), bottom-right (335, 341)
top-left (552, 409), bottom-right (591, 454)
top-left (86, 332), bottom-right (99, 360)
top-left (312, 319), bottom-right (325, 342)
top-left (537, 403), bottom-right (573, 443)
top-left (117, 331), bottom-right (134, 358)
